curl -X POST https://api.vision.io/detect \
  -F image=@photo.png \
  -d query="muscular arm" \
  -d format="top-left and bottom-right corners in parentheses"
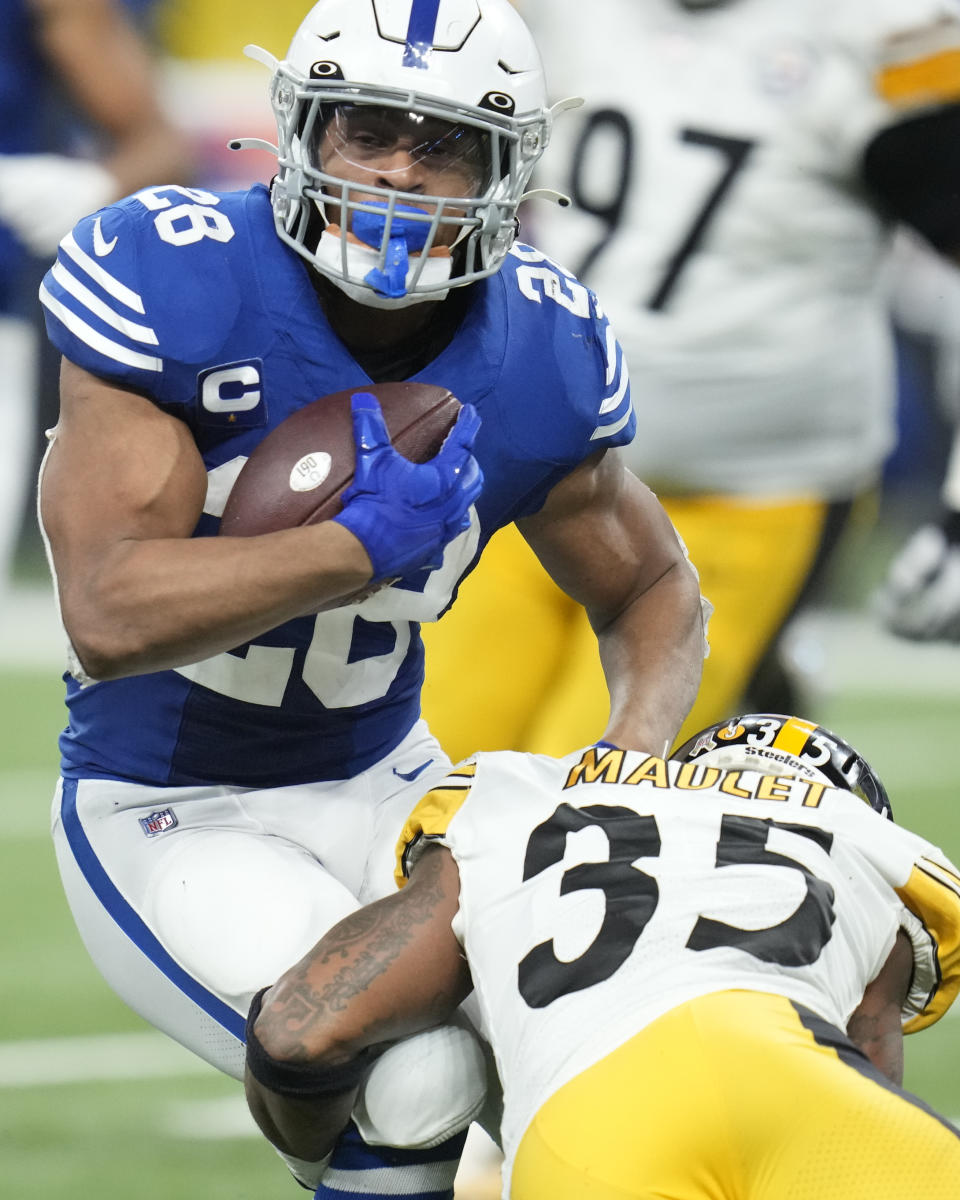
top-left (41, 361), bottom-right (376, 679)
top-left (846, 929), bottom-right (914, 1084)
top-left (29, 0), bottom-right (191, 192)
top-left (245, 844), bottom-right (470, 1163)
top-left (519, 449), bottom-right (706, 755)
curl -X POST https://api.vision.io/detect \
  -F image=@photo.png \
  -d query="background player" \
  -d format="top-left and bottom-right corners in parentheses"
top-left (247, 713), bottom-right (960, 1199)
top-left (36, 1), bottom-right (707, 1196)
top-left (421, 0), bottom-right (960, 760)
top-left (877, 234), bottom-right (960, 642)
top-left (879, 423), bottom-right (960, 641)
top-left (0, 0), bottom-right (191, 602)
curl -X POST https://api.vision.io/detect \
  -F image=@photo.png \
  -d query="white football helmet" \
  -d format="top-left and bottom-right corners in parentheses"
top-left (241, 0), bottom-right (558, 308)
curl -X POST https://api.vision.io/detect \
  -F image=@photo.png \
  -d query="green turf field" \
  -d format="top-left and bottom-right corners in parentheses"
top-left (2, 595), bottom-right (959, 1197)
top-left (0, 666), bottom-right (292, 1198)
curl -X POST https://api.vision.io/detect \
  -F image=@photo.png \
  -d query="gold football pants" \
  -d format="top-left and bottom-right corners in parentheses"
top-left (510, 990), bottom-right (960, 1200)
top-left (420, 494), bottom-right (858, 761)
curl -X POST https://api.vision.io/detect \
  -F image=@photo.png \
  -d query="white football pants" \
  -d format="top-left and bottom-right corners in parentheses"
top-left (51, 720), bottom-right (490, 1156)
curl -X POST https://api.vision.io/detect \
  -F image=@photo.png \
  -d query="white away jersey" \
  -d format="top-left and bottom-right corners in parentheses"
top-left (397, 746), bottom-right (960, 1175)
top-left (525, 0), bottom-right (960, 496)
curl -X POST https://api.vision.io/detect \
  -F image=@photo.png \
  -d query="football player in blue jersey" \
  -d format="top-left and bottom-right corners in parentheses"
top-left (37, 2), bottom-right (708, 1197)
top-left (0, 0), bottom-right (190, 602)
top-left (0, 0), bottom-right (189, 600)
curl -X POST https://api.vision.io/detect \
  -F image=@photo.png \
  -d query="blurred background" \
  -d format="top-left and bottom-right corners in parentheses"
top-left (2, 1), bottom-right (960, 1196)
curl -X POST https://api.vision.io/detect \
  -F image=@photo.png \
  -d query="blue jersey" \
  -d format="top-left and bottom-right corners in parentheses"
top-left (0, 0), bottom-right (46, 310)
top-left (0, 0), bottom-right (162, 314)
top-left (40, 183), bottom-right (635, 788)
top-left (0, 0), bottom-right (162, 312)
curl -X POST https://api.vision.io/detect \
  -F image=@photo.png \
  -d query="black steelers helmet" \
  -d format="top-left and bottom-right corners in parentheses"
top-left (672, 713), bottom-right (893, 821)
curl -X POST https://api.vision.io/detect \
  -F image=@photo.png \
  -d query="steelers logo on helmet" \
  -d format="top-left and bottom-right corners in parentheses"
top-left (254, 0), bottom-right (554, 309)
top-left (673, 713), bottom-right (894, 821)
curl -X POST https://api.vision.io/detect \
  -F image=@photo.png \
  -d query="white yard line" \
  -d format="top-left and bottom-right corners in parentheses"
top-left (0, 583), bottom-right (64, 669)
top-left (0, 1031), bottom-right (955, 1160)
top-left (0, 1031), bottom-right (215, 1087)
top-left (5, 583), bottom-right (960, 691)
top-left (782, 608), bottom-right (960, 700)
top-left (160, 1095), bottom-right (259, 1139)
top-left (0, 1004), bottom-right (955, 1092)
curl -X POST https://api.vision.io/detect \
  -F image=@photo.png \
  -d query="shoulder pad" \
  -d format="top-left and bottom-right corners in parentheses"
top-left (898, 848), bottom-right (960, 1032)
top-left (873, 2), bottom-right (960, 109)
top-left (40, 185), bottom-right (248, 390)
top-left (498, 244), bottom-right (635, 457)
top-left (394, 761), bottom-right (477, 887)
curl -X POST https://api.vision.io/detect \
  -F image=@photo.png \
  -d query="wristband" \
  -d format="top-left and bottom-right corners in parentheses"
top-left (245, 987), bottom-right (382, 1098)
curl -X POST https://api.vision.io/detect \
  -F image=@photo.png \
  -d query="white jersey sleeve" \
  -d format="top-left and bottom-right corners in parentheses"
top-left (823, 0), bottom-right (960, 165)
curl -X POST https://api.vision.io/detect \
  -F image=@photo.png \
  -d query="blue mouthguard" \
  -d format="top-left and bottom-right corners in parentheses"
top-left (352, 203), bottom-right (431, 298)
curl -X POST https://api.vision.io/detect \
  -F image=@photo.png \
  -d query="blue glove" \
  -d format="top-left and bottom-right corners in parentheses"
top-left (333, 393), bottom-right (483, 582)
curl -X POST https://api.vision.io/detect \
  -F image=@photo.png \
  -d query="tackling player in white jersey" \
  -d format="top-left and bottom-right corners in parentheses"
top-left (879, 234), bottom-right (960, 641)
top-left (421, 0), bottom-right (960, 759)
top-left (246, 713), bottom-right (960, 1199)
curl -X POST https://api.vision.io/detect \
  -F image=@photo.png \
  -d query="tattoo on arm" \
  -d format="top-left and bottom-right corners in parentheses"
top-left (264, 847), bottom-right (462, 1059)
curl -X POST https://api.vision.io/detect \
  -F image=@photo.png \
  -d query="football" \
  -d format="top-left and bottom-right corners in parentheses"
top-left (219, 381), bottom-right (462, 537)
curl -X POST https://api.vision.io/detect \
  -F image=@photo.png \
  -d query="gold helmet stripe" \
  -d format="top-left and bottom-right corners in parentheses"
top-left (771, 717), bottom-right (818, 757)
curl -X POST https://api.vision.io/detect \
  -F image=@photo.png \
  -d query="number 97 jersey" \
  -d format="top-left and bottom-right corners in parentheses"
top-left (525, 0), bottom-right (960, 498)
top-left (396, 747), bottom-right (960, 1176)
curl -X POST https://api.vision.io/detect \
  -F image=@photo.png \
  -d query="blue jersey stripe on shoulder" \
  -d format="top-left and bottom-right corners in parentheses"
top-left (592, 357), bottom-right (634, 442)
top-left (42, 222), bottom-right (163, 372)
top-left (591, 404), bottom-right (635, 443)
top-left (601, 321), bottom-right (618, 387)
top-left (50, 261), bottom-right (158, 346)
top-left (61, 231), bottom-right (145, 314)
top-left (599, 353), bottom-right (629, 417)
top-left (591, 299), bottom-right (633, 442)
top-left (40, 281), bottom-right (163, 372)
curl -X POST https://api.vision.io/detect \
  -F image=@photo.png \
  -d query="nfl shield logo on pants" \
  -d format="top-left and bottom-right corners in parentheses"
top-left (138, 808), bottom-right (178, 838)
